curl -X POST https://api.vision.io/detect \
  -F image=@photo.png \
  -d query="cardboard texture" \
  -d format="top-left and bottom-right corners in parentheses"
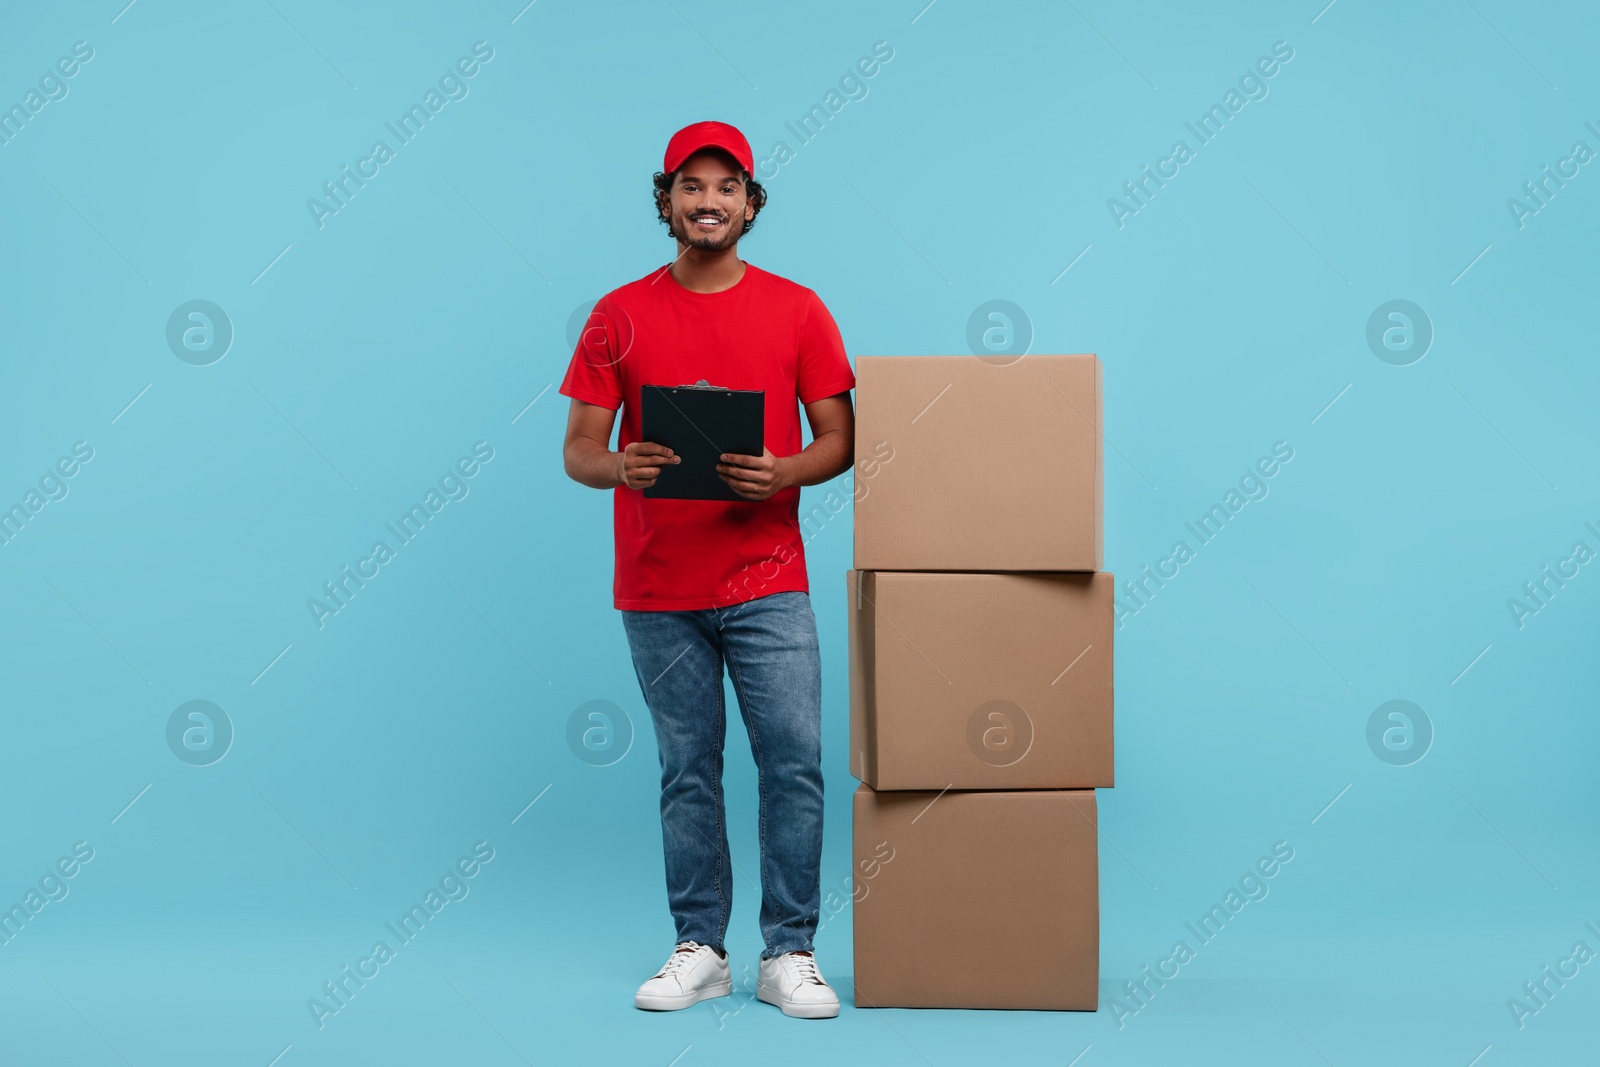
top-left (852, 784), bottom-right (1099, 1010)
top-left (853, 354), bottom-right (1103, 572)
top-left (848, 569), bottom-right (1114, 790)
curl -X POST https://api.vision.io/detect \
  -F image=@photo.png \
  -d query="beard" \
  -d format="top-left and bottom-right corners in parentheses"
top-left (670, 208), bottom-right (742, 252)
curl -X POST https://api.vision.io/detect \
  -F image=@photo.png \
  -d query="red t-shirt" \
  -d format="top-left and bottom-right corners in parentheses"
top-left (559, 261), bottom-right (856, 611)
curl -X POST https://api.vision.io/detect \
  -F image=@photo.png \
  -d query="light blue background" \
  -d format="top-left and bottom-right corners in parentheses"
top-left (2, 1), bottom-right (1596, 1064)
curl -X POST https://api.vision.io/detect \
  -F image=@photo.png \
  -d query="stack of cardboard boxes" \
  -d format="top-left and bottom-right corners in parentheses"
top-left (847, 354), bottom-right (1112, 1011)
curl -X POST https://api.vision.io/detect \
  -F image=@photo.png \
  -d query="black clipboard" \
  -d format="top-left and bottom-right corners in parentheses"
top-left (640, 380), bottom-right (765, 501)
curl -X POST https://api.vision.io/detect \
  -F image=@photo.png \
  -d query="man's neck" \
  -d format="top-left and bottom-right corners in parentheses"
top-left (669, 243), bottom-right (746, 294)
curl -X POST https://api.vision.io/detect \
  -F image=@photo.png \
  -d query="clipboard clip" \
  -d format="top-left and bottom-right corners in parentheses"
top-left (671, 378), bottom-right (742, 395)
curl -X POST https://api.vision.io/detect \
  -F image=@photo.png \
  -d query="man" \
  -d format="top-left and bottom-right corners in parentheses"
top-left (559, 121), bottom-right (855, 1019)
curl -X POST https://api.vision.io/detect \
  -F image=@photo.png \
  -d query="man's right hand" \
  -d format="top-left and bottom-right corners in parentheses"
top-left (617, 441), bottom-right (679, 489)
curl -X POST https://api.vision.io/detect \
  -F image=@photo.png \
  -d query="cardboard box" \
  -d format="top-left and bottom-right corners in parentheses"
top-left (848, 570), bottom-right (1114, 790)
top-left (852, 784), bottom-right (1099, 1010)
top-left (853, 355), bottom-right (1103, 571)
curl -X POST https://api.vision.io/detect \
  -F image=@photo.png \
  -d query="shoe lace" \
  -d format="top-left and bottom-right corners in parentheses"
top-left (657, 942), bottom-right (708, 978)
top-left (788, 951), bottom-right (825, 985)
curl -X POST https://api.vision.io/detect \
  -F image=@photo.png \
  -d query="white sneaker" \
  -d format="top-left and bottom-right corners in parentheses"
top-left (635, 941), bottom-right (732, 1011)
top-left (757, 950), bottom-right (840, 1019)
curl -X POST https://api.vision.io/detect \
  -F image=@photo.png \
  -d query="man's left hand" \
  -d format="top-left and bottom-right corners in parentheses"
top-left (717, 448), bottom-right (789, 501)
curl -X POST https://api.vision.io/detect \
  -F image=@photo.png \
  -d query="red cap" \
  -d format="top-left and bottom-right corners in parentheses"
top-left (663, 121), bottom-right (753, 175)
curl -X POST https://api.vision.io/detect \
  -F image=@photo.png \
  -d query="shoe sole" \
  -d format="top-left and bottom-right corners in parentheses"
top-left (756, 985), bottom-right (840, 1019)
top-left (635, 978), bottom-right (732, 1011)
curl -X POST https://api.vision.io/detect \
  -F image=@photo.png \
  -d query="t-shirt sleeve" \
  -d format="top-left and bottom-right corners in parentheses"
top-left (795, 289), bottom-right (855, 405)
top-left (557, 295), bottom-right (624, 411)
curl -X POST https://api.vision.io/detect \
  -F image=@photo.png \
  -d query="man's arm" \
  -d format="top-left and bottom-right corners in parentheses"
top-left (562, 398), bottom-right (679, 490)
top-left (716, 391), bottom-right (854, 501)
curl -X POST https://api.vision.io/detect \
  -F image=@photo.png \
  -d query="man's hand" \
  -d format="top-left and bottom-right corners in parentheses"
top-left (716, 447), bottom-right (790, 501)
top-left (618, 441), bottom-right (679, 490)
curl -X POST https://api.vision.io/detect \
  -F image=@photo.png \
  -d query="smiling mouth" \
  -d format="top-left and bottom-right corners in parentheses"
top-left (691, 215), bottom-right (724, 229)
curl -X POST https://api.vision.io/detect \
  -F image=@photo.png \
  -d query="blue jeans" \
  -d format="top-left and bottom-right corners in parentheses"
top-left (620, 590), bottom-right (824, 958)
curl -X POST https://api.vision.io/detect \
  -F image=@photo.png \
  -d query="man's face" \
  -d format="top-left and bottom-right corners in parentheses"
top-left (662, 151), bottom-right (753, 252)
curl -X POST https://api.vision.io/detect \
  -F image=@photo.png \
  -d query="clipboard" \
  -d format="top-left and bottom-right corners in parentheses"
top-left (640, 380), bottom-right (765, 501)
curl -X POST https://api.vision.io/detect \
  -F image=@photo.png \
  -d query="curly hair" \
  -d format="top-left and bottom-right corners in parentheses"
top-left (652, 148), bottom-right (767, 240)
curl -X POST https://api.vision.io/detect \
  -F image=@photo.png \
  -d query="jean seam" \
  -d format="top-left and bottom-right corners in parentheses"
top-left (709, 622), bottom-right (731, 948)
top-left (723, 646), bottom-right (772, 951)
top-left (712, 750), bottom-right (729, 948)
